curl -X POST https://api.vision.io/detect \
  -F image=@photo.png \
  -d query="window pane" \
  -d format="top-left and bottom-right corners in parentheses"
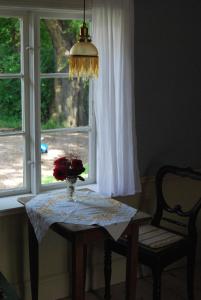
top-left (0, 17), bottom-right (20, 73)
top-left (0, 135), bottom-right (25, 190)
top-left (41, 131), bottom-right (89, 184)
top-left (41, 78), bottom-right (89, 129)
top-left (0, 79), bottom-right (22, 132)
top-left (40, 19), bottom-right (83, 73)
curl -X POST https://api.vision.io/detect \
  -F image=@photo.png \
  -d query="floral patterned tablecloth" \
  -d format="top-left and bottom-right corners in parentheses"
top-left (20, 189), bottom-right (137, 243)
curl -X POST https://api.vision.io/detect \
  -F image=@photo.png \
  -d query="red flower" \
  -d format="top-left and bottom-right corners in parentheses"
top-left (53, 166), bottom-right (68, 181)
top-left (71, 159), bottom-right (84, 171)
top-left (54, 157), bottom-right (70, 168)
top-left (53, 155), bottom-right (85, 181)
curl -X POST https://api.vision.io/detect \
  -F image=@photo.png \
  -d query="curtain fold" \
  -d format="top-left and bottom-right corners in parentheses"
top-left (92, 0), bottom-right (141, 196)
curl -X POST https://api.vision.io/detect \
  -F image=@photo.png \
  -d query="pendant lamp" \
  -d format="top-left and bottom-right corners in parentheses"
top-left (69, 0), bottom-right (99, 79)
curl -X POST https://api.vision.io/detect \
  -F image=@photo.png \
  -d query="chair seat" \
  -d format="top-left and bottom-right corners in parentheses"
top-left (139, 224), bottom-right (184, 249)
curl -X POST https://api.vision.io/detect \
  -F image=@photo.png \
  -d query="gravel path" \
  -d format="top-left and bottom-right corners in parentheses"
top-left (0, 132), bottom-right (88, 190)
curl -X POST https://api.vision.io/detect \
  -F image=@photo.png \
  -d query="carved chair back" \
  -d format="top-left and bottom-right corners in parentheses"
top-left (152, 165), bottom-right (201, 243)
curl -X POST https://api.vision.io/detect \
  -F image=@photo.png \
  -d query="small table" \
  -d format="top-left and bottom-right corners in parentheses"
top-left (19, 197), bottom-right (150, 300)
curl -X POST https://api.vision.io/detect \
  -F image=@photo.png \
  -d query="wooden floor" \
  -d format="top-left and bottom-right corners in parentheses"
top-left (85, 265), bottom-right (201, 300)
top-left (58, 264), bottom-right (201, 300)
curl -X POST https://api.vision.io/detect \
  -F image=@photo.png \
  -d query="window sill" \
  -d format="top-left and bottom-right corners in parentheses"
top-left (0, 194), bottom-right (28, 216)
top-left (0, 184), bottom-right (98, 217)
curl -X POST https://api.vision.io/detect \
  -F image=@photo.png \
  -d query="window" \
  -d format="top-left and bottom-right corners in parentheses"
top-left (0, 10), bottom-right (95, 197)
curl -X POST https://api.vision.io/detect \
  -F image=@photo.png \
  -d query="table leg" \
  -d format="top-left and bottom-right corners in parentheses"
top-left (104, 239), bottom-right (112, 300)
top-left (125, 224), bottom-right (139, 300)
top-left (72, 240), bottom-right (87, 300)
top-left (28, 220), bottom-right (38, 300)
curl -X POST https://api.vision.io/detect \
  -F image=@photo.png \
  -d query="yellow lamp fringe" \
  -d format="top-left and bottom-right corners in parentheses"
top-left (69, 56), bottom-right (99, 79)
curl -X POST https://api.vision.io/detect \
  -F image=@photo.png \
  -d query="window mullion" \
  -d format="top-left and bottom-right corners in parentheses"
top-left (40, 73), bottom-right (69, 79)
top-left (21, 14), bottom-right (31, 193)
top-left (0, 74), bottom-right (23, 79)
top-left (29, 13), bottom-right (41, 194)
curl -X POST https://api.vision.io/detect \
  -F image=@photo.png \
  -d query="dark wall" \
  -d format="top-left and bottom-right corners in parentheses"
top-left (134, 0), bottom-right (201, 176)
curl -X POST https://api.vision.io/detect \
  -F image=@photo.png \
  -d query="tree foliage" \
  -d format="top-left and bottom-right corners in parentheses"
top-left (0, 17), bottom-right (89, 130)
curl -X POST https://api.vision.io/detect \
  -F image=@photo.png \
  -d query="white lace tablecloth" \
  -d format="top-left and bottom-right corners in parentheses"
top-left (22, 189), bottom-right (137, 243)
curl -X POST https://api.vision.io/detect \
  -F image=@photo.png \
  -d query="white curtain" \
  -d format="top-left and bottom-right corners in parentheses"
top-left (92, 0), bottom-right (141, 196)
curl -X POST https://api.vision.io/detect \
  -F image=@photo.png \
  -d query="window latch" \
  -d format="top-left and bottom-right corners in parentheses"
top-left (26, 46), bottom-right (34, 51)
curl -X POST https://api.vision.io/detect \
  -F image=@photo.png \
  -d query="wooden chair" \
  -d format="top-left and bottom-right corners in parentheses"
top-left (104, 165), bottom-right (201, 300)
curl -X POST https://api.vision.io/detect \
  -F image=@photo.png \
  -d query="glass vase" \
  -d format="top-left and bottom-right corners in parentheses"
top-left (66, 177), bottom-right (77, 201)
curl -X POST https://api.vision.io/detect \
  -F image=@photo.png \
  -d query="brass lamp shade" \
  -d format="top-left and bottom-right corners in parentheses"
top-left (69, 42), bottom-right (98, 78)
top-left (69, 20), bottom-right (99, 79)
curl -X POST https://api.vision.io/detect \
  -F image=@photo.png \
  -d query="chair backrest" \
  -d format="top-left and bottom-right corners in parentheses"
top-left (151, 165), bottom-right (201, 242)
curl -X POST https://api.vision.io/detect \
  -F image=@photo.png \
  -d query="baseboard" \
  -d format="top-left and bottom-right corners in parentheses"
top-left (14, 272), bottom-right (71, 300)
top-left (12, 255), bottom-right (127, 300)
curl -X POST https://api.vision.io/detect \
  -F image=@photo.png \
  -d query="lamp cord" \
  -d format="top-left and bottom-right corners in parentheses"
top-left (84, 0), bottom-right (86, 23)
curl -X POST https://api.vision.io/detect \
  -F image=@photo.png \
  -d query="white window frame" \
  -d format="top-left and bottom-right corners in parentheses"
top-left (0, 7), bottom-right (96, 197)
top-left (0, 10), bottom-right (30, 197)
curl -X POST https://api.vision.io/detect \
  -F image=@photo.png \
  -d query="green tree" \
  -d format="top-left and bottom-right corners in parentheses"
top-left (0, 17), bottom-right (89, 130)
top-left (41, 19), bottom-right (89, 129)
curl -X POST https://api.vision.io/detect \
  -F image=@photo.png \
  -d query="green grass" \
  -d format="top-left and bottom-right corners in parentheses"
top-left (41, 118), bottom-right (64, 130)
top-left (42, 175), bottom-right (57, 184)
top-left (82, 163), bottom-right (89, 178)
top-left (0, 116), bottom-right (21, 129)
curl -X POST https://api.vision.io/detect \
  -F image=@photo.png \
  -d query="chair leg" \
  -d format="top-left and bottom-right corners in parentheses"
top-left (104, 240), bottom-right (112, 300)
top-left (187, 252), bottom-right (195, 300)
top-left (152, 268), bottom-right (162, 300)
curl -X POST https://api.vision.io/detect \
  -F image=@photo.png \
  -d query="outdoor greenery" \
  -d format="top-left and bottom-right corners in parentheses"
top-left (0, 17), bottom-right (89, 130)
top-left (0, 18), bottom-right (21, 129)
